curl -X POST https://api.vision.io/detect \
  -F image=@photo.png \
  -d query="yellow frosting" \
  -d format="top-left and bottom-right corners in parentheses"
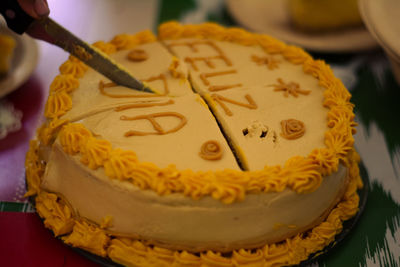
top-left (35, 191), bottom-right (75, 236)
top-left (59, 56), bottom-right (88, 78)
top-left (62, 219), bottom-right (110, 257)
top-left (92, 41), bottom-right (117, 55)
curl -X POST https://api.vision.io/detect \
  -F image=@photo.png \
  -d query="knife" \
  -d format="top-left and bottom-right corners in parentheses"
top-left (0, 0), bottom-right (152, 93)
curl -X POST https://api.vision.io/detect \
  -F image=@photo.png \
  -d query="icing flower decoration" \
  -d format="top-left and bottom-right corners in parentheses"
top-left (280, 119), bottom-right (306, 140)
top-left (199, 140), bottom-right (223, 160)
top-left (127, 49), bottom-right (148, 62)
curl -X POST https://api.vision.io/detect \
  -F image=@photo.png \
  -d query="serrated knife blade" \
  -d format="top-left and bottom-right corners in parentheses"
top-left (27, 18), bottom-right (152, 93)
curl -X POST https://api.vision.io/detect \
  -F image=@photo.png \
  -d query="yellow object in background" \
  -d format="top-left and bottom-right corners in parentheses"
top-left (0, 34), bottom-right (16, 75)
top-left (288, 0), bottom-right (363, 31)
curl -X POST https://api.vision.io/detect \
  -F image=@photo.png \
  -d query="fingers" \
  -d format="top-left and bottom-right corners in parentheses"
top-left (17, 0), bottom-right (49, 19)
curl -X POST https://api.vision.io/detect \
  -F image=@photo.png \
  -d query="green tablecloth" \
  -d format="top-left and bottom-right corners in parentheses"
top-left (1, 0), bottom-right (399, 266)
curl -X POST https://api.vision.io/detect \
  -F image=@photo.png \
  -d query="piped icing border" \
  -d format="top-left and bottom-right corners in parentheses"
top-left (34, 22), bottom-right (357, 204)
top-left (25, 139), bottom-right (362, 266)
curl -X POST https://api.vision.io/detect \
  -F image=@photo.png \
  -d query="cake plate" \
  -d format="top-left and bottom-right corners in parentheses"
top-left (29, 161), bottom-right (369, 267)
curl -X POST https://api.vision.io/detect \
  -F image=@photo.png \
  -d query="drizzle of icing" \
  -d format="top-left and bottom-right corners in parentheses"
top-left (270, 78), bottom-right (311, 98)
top-left (114, 99), bottom-right (174, 112)
top-left (127, 49), bottom-right (148, 62)
top-left (280, 119), bottom-right (306, 140)
top-left (199, 140), bottom-right (223, 160)
top-left (209, 84), bottom-right (243, 92)
top-left (167, 40), bottom-right (221, 54)
top-left (168, 40), bottom-right (232, 71)
top-left (251, 54), bottom-right (280, 70)
top-left (168, 57), bottom-right (185, 79)
top-left (98, 78), bottom-right (164, 98)
top-left (143, 74), bottom-right (169, 95)
top-left (199, 70), bottom-right (242, 92)
top-left (120, 112), bottom-right (187, 136)
top-left (211, 93), bottom-right (257, 116)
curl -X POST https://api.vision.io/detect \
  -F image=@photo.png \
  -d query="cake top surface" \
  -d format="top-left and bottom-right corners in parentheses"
top-left (36, 22), bottom-right (356, 203)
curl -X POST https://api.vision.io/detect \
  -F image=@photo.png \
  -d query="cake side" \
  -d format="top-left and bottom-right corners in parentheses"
top-left (25, 138), bottom-right (362, 265)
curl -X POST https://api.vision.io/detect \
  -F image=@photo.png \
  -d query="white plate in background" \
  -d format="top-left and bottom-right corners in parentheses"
top-left (226, 0), bottom-right (378, 53)
top-left (0, 27), bottom-right (39, 98)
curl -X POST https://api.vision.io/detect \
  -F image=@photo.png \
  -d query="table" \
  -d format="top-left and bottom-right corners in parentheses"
top-left (1, 0), bottom-right (399, 266)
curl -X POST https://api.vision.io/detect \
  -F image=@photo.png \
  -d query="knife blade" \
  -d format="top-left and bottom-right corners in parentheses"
top-left (0, 0), bottom-right (152, 93)
top-left (27, 18), bottom-right (152, 93)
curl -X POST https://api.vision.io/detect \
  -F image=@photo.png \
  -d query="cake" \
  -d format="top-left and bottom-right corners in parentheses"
top-left (25, 22), bottom-right (362, 267)
top-left (288, 0), bottom-right (363, 32)
top-left (0, 33), bottom-right (15, 75)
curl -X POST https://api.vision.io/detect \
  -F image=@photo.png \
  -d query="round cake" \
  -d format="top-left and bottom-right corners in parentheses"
top-left (25, 21), bottom-right (362, 267)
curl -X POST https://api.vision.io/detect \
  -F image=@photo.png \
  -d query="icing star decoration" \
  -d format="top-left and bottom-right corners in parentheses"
top-left (251, 55), bottom-right (280, 70)
top-left (270, 78), bottom-right (311, 97)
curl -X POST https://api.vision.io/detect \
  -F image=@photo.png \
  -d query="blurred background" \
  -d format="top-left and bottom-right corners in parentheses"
top-left (0, 0), bottom-right (399, 266)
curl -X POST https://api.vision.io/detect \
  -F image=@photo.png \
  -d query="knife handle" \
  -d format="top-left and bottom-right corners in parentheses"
top-left (0, 0), bottom-right (34, 34)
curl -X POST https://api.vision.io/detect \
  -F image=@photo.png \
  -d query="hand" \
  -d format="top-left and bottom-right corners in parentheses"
top-left (17, 0), bottom-right (49, 19)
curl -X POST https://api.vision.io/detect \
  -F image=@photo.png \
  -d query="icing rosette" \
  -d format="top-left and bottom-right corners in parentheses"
top-left (63, 220), bottom-right (110, 257)
top-left (282, 45), bottom-right (311, 65)
top-left (104, 148), bottom-right (138, 180)
top-left (110, 34), bottom-right (137, 50)
top-left (209, 170), bottom-right (249, 204)
top-left (49, 74), bottom-right (79, 94)
top-left (199, 140), bottom-right (223, 161)
top-left (220, 27), bottom-right (256, 46)
top-left (92, 41), bottom-right (117, 55)
top-left (59, 123), bottom-right (92, 155)
top-left (149, 246), bottom-right (175, 265)
top-left (327, 105), bottom-right (357, 134)
top-left (59, 56), bottom-right (88, 78)
top-left (309, 148), bottom-right (339, 176)
top-left (79, 137), bottom-right (112, 170)
top-left (158, 21), bottom-right (184, 40)
top-left (262, 242), bottom-right (291, 266)
top-left (35, 191), bottom-right (75, 236)
top-left (200, 251), bottom-right (233, 266)
top-left (24, 140), bottom-right (45, 196)
top-left (174, 251), bottom-right (201, 265)
top-left (284, 156), bottom-right (322, 193)
top-left (232, 249), bottom-right (265, 266)
top-left (44, 90), bottom-right (73, 118)
top-left (280, 119), bottom-right (306, 140)
top-left (324, 130), bottom-right (354, 162)
top-left (257, 34), bottom-right (286, 54)
top-left (37, 118), bottom-right (69, 146)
